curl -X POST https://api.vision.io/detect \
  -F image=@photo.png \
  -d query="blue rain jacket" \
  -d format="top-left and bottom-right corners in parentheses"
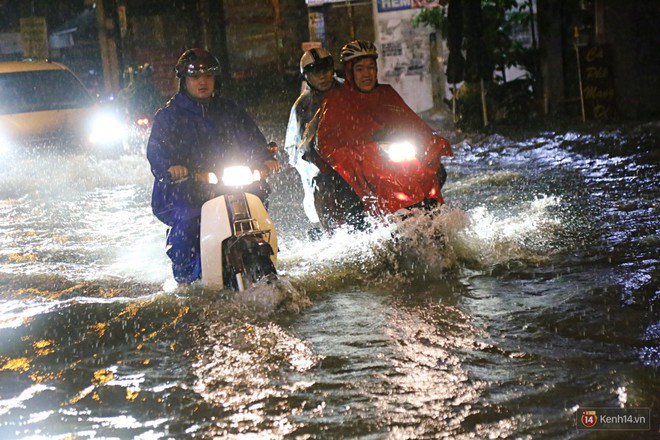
top-left (147, 92), bottom-right (272, 225)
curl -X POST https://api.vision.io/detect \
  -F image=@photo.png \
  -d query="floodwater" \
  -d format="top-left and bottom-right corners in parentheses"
top-left (0, 119), bottom-right (658, 439)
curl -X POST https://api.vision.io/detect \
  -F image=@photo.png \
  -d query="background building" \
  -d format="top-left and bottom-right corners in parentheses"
top-left (1, 0), bottom-right (658, 121)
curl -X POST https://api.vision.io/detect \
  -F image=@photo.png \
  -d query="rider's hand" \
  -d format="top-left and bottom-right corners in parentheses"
top-left (168, 165), bottom-right (189, 181)
top-left (263, 159), bottom-right (281, 175)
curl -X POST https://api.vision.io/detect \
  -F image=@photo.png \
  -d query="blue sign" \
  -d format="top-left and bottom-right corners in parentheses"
top-left (377, 0), bottom-right (412, 13)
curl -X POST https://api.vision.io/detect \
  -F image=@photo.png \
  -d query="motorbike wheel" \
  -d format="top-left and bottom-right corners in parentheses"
top-left (240, 254), bottom-right (277, 289)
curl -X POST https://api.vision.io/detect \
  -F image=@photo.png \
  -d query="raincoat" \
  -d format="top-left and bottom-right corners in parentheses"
top-left (116, 75), bottom-right (163, 118)
top-left (316, 60), bottom-right (452, 214)
top-left (147, 91), bottom-right (272, 282)
top-left (284, 78), bottom-right (342, 223)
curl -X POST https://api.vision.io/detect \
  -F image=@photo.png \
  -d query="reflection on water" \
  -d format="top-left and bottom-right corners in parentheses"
top-left (0, 123), bottom-right (658, 438)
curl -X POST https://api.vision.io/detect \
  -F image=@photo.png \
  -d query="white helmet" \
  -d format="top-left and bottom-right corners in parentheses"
top-left (300, 48), bottom-right (334, 75)
top-left (340, 40), bottom-right (378, 63)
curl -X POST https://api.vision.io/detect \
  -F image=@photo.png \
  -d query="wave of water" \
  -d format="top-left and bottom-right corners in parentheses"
top-left (1, 123), bottom-right (658, 437)
top-left (278, 191), bottom-right (566, 292)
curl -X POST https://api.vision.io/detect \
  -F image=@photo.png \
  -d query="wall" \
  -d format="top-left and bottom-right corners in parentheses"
top-left (311, 2), bottom-right (375, 64)
top-left (604, 0), bottom-right (660, 119)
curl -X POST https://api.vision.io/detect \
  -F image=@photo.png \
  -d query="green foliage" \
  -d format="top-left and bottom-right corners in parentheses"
top-left (413, 7), bottom-right (449, 39)
top-left (415, 1), bottom-right (539, 128)
top-left (414, 0), bottom-right (538, 82)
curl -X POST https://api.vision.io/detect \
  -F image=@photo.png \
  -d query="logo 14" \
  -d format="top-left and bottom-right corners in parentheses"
top-left (581, 410), bottom-right (597, 428)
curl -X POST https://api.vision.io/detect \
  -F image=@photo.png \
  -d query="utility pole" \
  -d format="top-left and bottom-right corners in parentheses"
top-left (89, 0), bottom-right (120, 96)
top-left (346, 0), bottom-right (356, 40)
top-left (270, 0), bottom-right (285, 77)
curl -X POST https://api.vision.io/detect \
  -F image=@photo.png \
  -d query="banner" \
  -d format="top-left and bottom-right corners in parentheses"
top-left (306, 0), bottom-right (349, 5)
top-left (307, 0), bottom-right (445, 9)
top-left (578, 44), bottom-right (616, 120)
top-left (20, 16), bottom-right (49, 59)
top-left (377, 0), bottom-right (446, 13)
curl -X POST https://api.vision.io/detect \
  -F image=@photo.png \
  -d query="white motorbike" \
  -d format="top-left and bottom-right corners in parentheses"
top-left (197, 165), bottom-right (278, 291)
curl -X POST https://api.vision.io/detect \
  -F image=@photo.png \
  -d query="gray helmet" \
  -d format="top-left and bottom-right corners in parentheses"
top-left (340, 40), bottom-right (378, 64)
top-left (300, 47), bottom-right (334, 75)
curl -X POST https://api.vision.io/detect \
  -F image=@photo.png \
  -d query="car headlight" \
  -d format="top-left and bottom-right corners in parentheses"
top-left (221, 166), bottom-right (261, 187)
top-left (380, 141), bottom-right (417, 162)
top-left (89, 112), bottom-right (126, 145)
top-left (0, 132), bottom-right (10, 156)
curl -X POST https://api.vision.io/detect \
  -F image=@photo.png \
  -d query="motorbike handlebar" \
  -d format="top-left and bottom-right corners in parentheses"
top-left (167, 141), bottom-right (281, 183)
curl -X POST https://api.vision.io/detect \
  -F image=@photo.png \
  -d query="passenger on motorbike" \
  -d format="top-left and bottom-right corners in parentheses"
top-left (147, 48), bottom-right (280, 285)
top-left (116, 64), bottom-right (164, 154)
top-left (313, 40), bottom-right (452, 229)
top-left (117, 63), bottom-right (163, 119)
top-left (284, 47), bottom-right (342, 232)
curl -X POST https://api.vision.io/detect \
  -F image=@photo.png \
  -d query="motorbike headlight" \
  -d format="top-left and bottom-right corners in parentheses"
top-left (221, 166), bottom-right (261, 187)
top-left (89, 111), bottom-right (126, 145)
top-left (381, 141), bottom-right (417, 163)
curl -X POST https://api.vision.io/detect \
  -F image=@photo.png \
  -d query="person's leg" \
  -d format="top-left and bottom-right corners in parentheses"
top-left (314, 170), bottom-right (364, 231)
top-left (295, 162), bottom-right (321, 224)
top-left (437, 163), bottom-right (447, 188)
top-left (166, 207), bottom-right (201, 283)
top-left (333, 173), bottom-right (365, 230)
top-left (313, 172), bottom-right (338, 231)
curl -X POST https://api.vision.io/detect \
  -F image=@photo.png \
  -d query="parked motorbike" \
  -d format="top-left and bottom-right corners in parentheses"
top-left (192, 165), bottom-right (278, 291)
top-left (452, 76), bottom-right (536, 130)
top-left (313, 130), bottom-right (452, 231)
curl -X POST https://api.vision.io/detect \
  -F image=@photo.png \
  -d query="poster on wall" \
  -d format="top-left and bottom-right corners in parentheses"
top-left (372, 2), bottom-right (434, 112)
top-left (308, 10), bottom-right (326, 42)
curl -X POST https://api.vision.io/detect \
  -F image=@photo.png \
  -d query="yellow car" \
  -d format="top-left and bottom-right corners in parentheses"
top-left (0, 59), bottom-right (125, 156)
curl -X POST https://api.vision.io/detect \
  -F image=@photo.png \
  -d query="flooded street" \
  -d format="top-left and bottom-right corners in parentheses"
top-left (0, 118), bottom-right (658, 438)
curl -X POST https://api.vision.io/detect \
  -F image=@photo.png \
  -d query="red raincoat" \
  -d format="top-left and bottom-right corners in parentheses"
top-left (316, 63), bottom-right (452, 215)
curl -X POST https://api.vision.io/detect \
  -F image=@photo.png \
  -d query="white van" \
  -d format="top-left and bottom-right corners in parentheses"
top-left (0, 59), bottom-right (125, 156)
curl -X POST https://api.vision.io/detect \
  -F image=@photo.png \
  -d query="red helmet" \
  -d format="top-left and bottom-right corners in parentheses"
top-left (175, 48), bottom-right (220, 78)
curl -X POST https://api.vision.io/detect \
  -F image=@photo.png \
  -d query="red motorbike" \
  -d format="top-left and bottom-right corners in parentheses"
top-left (312, 129), bottom-right (452, 231)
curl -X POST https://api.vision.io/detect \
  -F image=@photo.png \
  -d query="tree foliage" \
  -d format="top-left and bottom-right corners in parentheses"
top-left (414, 0), bottom-right (538, 82)
top-left (415, 1), bottom-right (539, 128)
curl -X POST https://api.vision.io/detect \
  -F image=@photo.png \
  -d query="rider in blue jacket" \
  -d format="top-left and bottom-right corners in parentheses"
top-left (147, 48), bottom-right (280, 285)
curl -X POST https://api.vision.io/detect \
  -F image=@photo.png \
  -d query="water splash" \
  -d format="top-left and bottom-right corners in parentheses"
top-left (453, 195), bottom-right (564, 267)
top-left (232, 276), bottom-right (311, 314)
top-left (278, 195), bottom-right (564, 290)
top-left (0, 153), bottom-right (152, 198)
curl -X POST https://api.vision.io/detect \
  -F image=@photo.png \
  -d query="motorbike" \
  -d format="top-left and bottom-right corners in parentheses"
top-left (452, 76), bottom-right (536, 130)
top-left (193, 164), bottom-right (278, 291)
top-left (313, 130), bottom-right (452, 230)
top-left (123, 113), bottom-right (152, 155)
top-left (116, 63), bottom-right (163, 155)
